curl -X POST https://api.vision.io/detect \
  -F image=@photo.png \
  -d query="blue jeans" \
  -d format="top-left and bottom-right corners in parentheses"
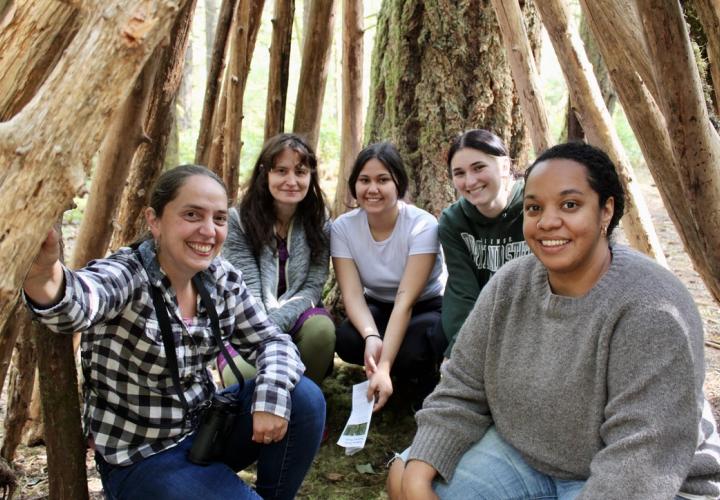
top-left (95, 377), bottom-right (325, 500)
top-left (400, 427), bottom-right (689, 499)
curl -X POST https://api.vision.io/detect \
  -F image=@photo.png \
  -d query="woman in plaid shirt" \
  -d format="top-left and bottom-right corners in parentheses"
top-left (23, 165), bottom-right (324, 499)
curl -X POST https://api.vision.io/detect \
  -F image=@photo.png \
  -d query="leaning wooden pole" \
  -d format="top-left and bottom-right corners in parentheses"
top-left (110, 0), bottom-right (198, 250)
top-left (292, 0), bottom-right (337, 150)
top-left (637, 0), bottom-right (720, 303)
top-left (334, 0), bottom-right (363, 216)
top-left (196, 0), bottom-right (236, 166)
top-left (1, 309), bottom-right (37, 463)
top-left (264, 0), bottom-right (295, 141)
top-left (490, 0), bottom-right (551, 154)
top-left (693, 0), bottom-right (720, 114)
top-left (535, 0), bottom-right (666, 265)
top-left (71, 54), bottom-right (159, 270)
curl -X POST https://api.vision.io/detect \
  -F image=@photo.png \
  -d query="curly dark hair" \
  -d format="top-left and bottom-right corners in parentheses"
top-left (238, 133), bottom-right (328, 262)
top-left (524, 142), bottom-right (625, 237)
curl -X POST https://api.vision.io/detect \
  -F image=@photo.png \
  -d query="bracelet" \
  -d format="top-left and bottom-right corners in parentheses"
top-left (364, 334), bottom-right (382, 343)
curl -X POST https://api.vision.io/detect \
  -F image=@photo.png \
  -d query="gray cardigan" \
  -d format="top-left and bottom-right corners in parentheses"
top-left (410, 245), bottom-right (720, 498)
top-left (222, 207), bottom-right (330, 333)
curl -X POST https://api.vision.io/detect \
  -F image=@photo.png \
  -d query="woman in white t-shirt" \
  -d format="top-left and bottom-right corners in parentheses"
top-left (332, 142), bottom-right (446, 411)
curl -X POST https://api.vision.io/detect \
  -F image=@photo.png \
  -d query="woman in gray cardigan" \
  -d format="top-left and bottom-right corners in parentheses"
top-left (219, 133), bottom-right (335, 385)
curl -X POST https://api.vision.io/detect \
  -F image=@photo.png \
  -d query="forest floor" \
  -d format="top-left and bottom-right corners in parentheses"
top-left (10, 166), bottom-right (720, 499)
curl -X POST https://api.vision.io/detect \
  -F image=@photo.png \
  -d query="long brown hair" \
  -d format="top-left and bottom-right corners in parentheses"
top-left (239, 133), bottom-right (328, 262)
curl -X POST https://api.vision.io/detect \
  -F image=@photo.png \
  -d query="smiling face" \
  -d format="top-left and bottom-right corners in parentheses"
top-left (523, 158), bottom-right (614, 294)
top-left (354, 158), bottom-right (399, 215)
top-left (450, 147), bottom-right (512, 217)
top-left (267, 147), bottom-right (312, 213)
top-left (146, 174), bottom-right (229, 284)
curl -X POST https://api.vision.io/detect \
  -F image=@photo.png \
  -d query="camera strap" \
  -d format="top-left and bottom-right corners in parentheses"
top-left (191, 274), bottom-right (245, 392)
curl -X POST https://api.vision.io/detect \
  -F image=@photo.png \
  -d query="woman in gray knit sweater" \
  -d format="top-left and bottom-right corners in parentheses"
top-left (390, 142), bottom-right (720, 499)
top-left (218, 133), bottom-right (335, 386)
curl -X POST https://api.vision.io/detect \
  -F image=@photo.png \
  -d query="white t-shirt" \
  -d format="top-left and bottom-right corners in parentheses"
top-left (331, 201), bottom-right (445, 302)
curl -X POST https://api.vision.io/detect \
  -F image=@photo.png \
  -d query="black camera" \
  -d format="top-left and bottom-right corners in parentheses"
top-left (187, 392), bottom-right (242, 465)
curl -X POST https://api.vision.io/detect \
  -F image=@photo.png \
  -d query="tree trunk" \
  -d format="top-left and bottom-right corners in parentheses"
top-left (21, 375), bottom-right (44, 447)
top-left (205, 0), bottom-right (219, 70)
top-left (110, 0), bottom-right (199, 250)
top-left (563, 15), bottom-right (617, 142)
top-left (535, 0), bottom-right (666, 265)
top-left (0, 0), bottom-right (80, 120)
top-left (0, 300), bottom-right (23, 399)
top-left (0, 0), bottom-right (192, 337)
top-left (264, 0), bottom-right (295, 141)
top-left (334, 0), bottom-right (363, 216)
top-left (71, 55), bottom-right (159, 269)
top-left (636, 0), bottom-right (720, 302)
top-left (692, 0), bottom-right (720, 115)
top-left (196, 0), bottom-right (236, 167)
top-left (365, 0), bottom-right (539, 216)
top-left (581, 0), bottom-right (711, 302)
top-left (1, 309), bottom-right (36, 462)
top-left (220, 0), bottom-right (265, 202)
top-left (490, 0), bottom-right (551, 154)
top-left (34, 319), bottom-right (87, 499)
top-left (292, 0), bottom-right (337, 150)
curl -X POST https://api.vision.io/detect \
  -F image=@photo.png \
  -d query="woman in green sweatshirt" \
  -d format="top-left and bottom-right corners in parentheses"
top-left (438, 129), bottom-right (530, 357)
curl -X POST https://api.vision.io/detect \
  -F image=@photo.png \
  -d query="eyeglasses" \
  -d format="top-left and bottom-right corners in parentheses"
top-left (268, 164), bottom-right (314, 178)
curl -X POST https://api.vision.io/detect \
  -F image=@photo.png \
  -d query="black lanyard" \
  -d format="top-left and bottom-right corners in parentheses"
top-left (143, 261), bottom-right (245, 422)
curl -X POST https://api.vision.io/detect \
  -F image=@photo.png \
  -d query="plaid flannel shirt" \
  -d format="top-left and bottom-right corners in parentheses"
top-left (25, 240), bottom-right (304, 465)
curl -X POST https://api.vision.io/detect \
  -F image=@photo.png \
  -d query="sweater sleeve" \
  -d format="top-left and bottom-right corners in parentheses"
top-left (408, 274), bottom-right (496, 481)
top-left (579, 305), bottom-right (702, 499)
top-left (222, 207), bottom-right (266, 315)
top-left (438, 213), bottom-right (481, 357)
top-left (268, 219), bottom-right (331, 332)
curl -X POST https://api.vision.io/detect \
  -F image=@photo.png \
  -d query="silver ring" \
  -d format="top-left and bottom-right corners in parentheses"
top-left (263, 436), bottom-right (272, 444)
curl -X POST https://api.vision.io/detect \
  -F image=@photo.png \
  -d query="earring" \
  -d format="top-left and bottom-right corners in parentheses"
top-left (601, 225), bottom-right (608, 237)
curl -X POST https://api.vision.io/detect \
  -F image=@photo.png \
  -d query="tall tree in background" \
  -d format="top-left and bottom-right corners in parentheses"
top-left (293, 0), bottom-right (337, 150)
top-left (365, 0), bottom-right (540, 215)
top-left (334, 0), bottom-right (364, 215)
top-left (264, 0), bottom-right (295, 140)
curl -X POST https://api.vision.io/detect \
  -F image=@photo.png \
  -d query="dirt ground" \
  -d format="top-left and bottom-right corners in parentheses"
top-left (9, 168), bottom-right (720, 499)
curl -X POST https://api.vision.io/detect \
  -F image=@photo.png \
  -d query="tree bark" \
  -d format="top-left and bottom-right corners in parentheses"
top-left (71, 54), bottom-right (158, 269)
top-left (34, 319), bottom-right (87, 499)
top-left (334, 0), bottom-right (363, 216)
top-left (535, 0), bottom-right (666, 265)
top-left (21, 375), bottom-right (44, 447)
top-left (1, 308), bottom-right (36, 462)
top-left (292, 0), bottom-right (337, 150)
top-left (0, 300), bottom-right (23, 399)
top-left (195, 0), bottom-right (236, 167)
top-left (264, 0), bottom-right (295, 141)
top-left (110, 0), bottom-right (199, 250)
top-left (693, 0), bottom-right (720, 115)
top-left (563, 14), bottom-right (617, 142)
top-left (366, 0), bottom-right (539, 216)
top-left (221, 0), bottom-right (265, 202)
top-left (581, 0), bottom-right (705, 300)
top-left (636, 0), bottom-right (720, 302)
top-left (490, 0), bottom-right (552, 154)
top-left (0, 0), bottom-right (81, 120)
top-left (0, 0), bottom-right (192, 337)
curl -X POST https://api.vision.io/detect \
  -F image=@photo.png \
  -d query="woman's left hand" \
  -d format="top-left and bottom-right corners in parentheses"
top-left (252, 411), bottom-right (288, 444)
top-left (367, 368), bottom-right (393, 412)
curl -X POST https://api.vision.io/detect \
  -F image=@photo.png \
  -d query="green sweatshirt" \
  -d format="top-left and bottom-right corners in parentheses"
top-left (439, 180), bottom-right (529, 356)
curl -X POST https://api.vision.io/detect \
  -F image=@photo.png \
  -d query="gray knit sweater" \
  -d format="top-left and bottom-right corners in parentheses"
top-left (410, 245), bottom-right (720, 498)
top-left (222, 207), bottom-right (330, 333)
